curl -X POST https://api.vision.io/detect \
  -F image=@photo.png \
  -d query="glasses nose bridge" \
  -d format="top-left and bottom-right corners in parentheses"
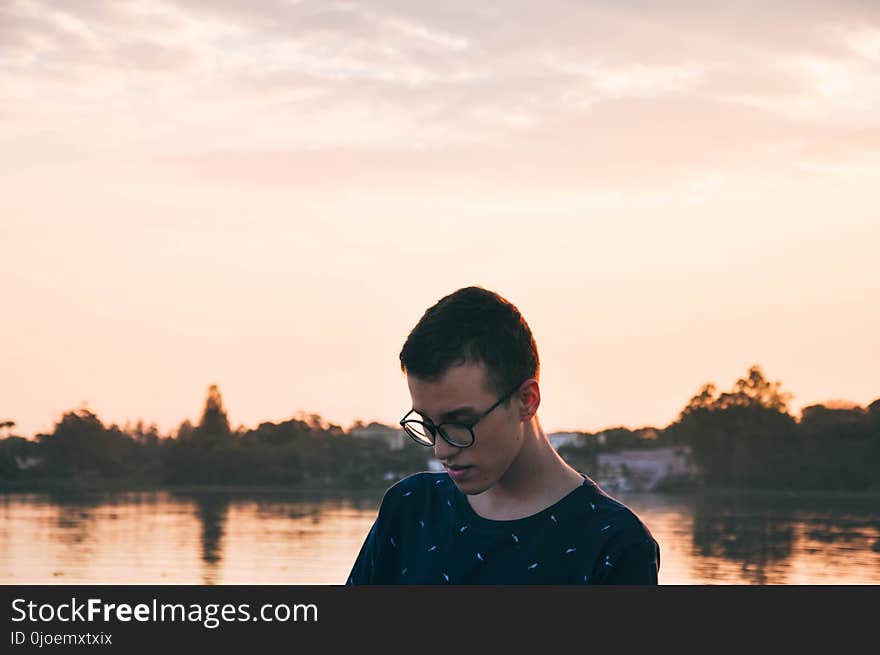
top-left (432, 425), bottom-right (461, 455)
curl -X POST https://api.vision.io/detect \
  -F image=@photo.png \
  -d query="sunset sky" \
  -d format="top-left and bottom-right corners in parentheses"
top-left (2, 0), bottom-right (878, 439)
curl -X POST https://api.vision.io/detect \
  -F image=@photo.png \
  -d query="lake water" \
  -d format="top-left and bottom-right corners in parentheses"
top-left (2, 487), bottom-right (878, 584)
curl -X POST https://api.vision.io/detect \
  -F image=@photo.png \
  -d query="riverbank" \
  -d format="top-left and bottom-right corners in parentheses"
top-left (0, 479), bottom-right (391, 496)
top-left (3, 478), bottom-right (879, 501)
top-left (692, 485), bottom-right (880, 501)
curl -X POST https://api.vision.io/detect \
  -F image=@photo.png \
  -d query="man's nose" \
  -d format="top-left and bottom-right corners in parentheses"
top-left (433, 432), bottom-right (460, 461)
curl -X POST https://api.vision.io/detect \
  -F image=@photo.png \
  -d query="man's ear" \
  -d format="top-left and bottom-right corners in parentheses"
top-left (519, 379), bottom-right (540, 420)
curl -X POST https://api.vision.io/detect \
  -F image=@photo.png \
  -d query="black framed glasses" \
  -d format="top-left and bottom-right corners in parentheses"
top-left (399, 380), bottom-right (527, 448)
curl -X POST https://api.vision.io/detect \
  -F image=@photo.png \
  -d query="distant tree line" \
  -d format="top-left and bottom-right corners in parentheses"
top-left (557, 366), bottom-right (880, 492)
top-left (0, 385), bottom-right (427, 491)
top-left (1, 368), bottom-right (878, 492)
top-left (659, 366), bottom-right (880, 491)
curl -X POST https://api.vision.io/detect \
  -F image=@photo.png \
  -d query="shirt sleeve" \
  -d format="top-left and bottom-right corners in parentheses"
top-left (592, 535), bottom-right (660, 585)
top-left (344, 482), bottom-right (404, 585)
top-left (346, 522), bottom-right (380, 585)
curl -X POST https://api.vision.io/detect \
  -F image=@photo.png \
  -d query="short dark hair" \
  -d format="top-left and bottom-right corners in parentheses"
top-left (399, 286), bottom-right (540, 405)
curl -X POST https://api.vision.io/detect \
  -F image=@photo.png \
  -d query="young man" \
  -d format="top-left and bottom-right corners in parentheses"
top-left (346, 286), bottom-right (660, 584)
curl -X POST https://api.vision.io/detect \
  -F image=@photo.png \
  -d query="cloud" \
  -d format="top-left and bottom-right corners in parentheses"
top-left (2, 0), bottom-right (879, 190)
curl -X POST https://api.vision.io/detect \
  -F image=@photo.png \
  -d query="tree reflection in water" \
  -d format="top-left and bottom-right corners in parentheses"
top-left (173, 492), bottom-right (230, 585)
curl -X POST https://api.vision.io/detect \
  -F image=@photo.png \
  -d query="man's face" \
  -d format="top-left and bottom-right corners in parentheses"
top-left (406, 361), bottom-right (524, 495)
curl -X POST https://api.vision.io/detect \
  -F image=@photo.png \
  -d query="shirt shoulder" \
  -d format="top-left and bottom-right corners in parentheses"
top-left (378, 471), bottom-right (451, 518)
top-left (580, 479), bottom-right (656, 541)
top-left (384, 471), bottom-right (447, 499)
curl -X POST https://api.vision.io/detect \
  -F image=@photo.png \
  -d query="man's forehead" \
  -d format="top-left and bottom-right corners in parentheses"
top-left (406, 363), bottom-right (491, 419)
top-left (411, 404), bottom-right (477, 422)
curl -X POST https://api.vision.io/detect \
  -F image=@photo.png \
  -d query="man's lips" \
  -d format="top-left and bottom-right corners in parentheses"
top-left (445, 465), bottom-right (472, 479)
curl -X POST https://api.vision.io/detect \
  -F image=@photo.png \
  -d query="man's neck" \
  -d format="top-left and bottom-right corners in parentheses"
top-left (466, 419), bottom-right (585, 521)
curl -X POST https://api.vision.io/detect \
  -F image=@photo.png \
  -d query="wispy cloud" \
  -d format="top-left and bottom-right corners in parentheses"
top-left (4, 0), bottom-right (878, 154)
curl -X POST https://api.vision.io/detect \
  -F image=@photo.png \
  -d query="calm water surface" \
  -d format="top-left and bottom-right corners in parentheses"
top-left (2, 487), bottom-right (878, 584)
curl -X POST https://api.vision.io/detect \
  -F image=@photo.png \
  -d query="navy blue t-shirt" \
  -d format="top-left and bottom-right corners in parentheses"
top-left (346, 471), bottom-right (660, 585)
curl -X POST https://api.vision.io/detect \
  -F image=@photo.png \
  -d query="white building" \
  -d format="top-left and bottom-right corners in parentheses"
top-left (596, 446), bottom-right (695, 492)
top-left (14, 455), bottom-right (43, 470)
top-left (350, 422), bottom-right (407, 450)
top-left (548, 432), bottom-right (583, 450)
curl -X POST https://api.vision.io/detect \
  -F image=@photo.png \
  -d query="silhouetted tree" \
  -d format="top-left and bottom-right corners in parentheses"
top-left (0, 435), bottom-right (38, 485)
top-left (164, 386), bottom-right (236, 483)
top-left (798, 402), bottom-right (876, 490)
top-left (176, 419), bottom-right (195, 441)
top-left (663, 365), bottom-right (798, 488)
top-left (194, 384), bottom-right (231, 443)
top-left (37, 409), bottom-right (139, 479)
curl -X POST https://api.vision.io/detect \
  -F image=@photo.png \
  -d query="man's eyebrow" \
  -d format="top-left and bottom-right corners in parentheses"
top-left (412, 406), bottom-right (477, 422)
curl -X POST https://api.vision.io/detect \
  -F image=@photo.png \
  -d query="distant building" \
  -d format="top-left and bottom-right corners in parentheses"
top-left (596, 447), bottom-right (695, 492)
top-left (14, 455), bottom-right (43, 470)
top-left (548, 432), bottom-right (583, 450)
top-left (350, 422), bottom-right (407, 450)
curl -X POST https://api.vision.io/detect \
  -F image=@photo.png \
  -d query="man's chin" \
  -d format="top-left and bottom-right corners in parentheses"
top-left (452, 476), bottom-right (491, 496)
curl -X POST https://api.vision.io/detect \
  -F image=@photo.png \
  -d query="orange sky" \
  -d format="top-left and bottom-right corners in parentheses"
top-left (2, 1), bottom-right (878, 438)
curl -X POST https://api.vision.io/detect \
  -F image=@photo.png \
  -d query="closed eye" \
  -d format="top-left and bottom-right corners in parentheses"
top-left (413, 412), bottom-right (475, 425)
top-left (440, 416), bottom-right (477, 426)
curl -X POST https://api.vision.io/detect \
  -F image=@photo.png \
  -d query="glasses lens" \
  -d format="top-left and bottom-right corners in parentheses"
top-left (403, 421), bottom-right (434, 446)
top-left (438, 424), bottom-right (473, 447)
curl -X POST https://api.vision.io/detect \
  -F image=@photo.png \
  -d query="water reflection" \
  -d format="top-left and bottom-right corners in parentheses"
top-left (174, 493), bottom-right (230, 584)
top-left (1, 489), bottom-right (877, 584)
top-left (678, 491), bottom-right (880, 584)
top-left (48, 492), bottom-right (130, 581)
top-left (691, 495), bottom-right (796, 584)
